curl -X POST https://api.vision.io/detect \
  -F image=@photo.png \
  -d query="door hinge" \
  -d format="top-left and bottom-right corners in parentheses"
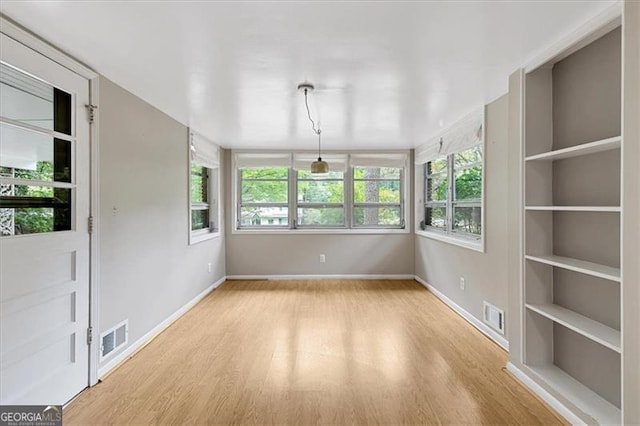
top-left (87, 326), bottom-right (93, 345)
top-left (88, 216), bottom-right (94, 234)
top-left (85, 104), bottom-right (98, 123)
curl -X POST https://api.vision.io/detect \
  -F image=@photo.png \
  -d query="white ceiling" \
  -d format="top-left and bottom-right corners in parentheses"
top-left (1, 1), bottom-right (616, 150)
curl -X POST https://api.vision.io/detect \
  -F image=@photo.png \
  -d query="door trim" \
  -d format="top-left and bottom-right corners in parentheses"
top-left (0, 14), bottom-right (101, 388)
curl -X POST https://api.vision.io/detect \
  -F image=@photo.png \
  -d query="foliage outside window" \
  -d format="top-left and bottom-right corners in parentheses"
top-left (239, 167), bottom-right (289, 227)
top-left (235, 152), bottom-right (408, 231)
top-left (353, 166), bottom-right (403, 227)
top-left (297, 169), bottom-right (345, 227)
top-left (423, 145), bottom-right (482, 239)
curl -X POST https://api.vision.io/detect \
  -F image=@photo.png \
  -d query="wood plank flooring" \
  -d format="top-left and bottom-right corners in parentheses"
top-left (65, 280), bottom-right (566, 425)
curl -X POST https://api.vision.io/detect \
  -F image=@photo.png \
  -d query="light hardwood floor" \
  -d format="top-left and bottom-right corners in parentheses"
top-left (65, 280), bottom-right (566, 425)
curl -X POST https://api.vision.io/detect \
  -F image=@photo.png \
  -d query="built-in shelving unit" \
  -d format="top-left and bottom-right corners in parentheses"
top-left (525, 254), bottom-right (620, 282)
top-left (527, 365), bottom-right (621, 426)
top-left (520, 21), bottom-right (623, 425)
top-left (524, 135), bottom-right (621, 161)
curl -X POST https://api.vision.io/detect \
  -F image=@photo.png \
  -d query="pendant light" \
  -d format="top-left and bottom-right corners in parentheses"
top-left (298, 82), bottom-right (329, 174)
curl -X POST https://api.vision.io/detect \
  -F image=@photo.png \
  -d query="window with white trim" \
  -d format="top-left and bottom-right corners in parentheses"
top-left (189, 132), bottom-right (220, 243)
top-left (234, 152), bottom-right (408, 231)
top-left (351, 153), bottom-right (405, 228)
top-left (416, 109), bottom-right (484, 248)
top-left (295, 153), bottom-right (347, 227)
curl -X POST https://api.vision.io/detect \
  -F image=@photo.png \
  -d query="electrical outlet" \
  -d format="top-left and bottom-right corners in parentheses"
top-left (208, 262), bottom-right (212, 273)
top-left (319, 254), bottom-right (326, 263)
top-left (460, 277), bottom-right (466, 290)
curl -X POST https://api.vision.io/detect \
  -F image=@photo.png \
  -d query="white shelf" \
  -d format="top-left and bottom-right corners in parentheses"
top-left (525, 254), bottom-right (620, 282)
top-left (527, 364), bottom-right (621, 425)
top-left (525, 206), bottom-right (621, 212)
top-left (526, 303), bottom-right (621, 353)
top-left (525, 136), bottom-right (621, 161)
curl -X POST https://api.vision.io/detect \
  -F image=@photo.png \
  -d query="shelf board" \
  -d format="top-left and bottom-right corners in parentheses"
top-left (525, 206), bottom-right (621, 212)
top-left (526, 303), bottom-right (621, 353)
top-left (525, 136), bottom-right (621, 161)
top-left (525, 254), bottom-right (620, 282)
top-left (527, 364), bottom-right (621, 425)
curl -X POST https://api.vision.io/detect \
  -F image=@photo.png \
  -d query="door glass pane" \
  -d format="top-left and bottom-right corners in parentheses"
top-left (0, 62), bottom-right (72, 135)
top-left (0, 185), bottom-right (71, 235)
top-left (0, 124), bottom-right (71, 182)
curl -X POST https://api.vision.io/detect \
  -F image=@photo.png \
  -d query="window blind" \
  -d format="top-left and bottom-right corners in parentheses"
top-left (415, 108), bottom-right (484, 164)
top-left (234, 152), bottom-right (291, 169)
top-left (293, 153), bottom-right (348, 172)
top-left (350, 152), bottom-right (408, 168)
top-left (190, 131), bottom-right (220, 168)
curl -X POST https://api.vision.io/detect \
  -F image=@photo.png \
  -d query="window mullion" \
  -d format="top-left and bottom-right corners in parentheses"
top-left (447, 154), bottom-right (454, 233)
top-left (290, 166), bottom-right (296, 229)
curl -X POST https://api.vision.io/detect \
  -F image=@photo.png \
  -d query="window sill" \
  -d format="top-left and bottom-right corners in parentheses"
top-left (232, 227), bottom-right (410, 236)
top-left (415, 229), bottom-right (484, 253)
top-left (189, 230), bottom-right (221, 245)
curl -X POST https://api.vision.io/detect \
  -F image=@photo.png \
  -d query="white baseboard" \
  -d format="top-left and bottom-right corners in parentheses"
top-left (506, 362), bottom-right (586, 426)
top-left (97, 275), bottom-right (226, 379)
top-left (226, 274), bottom-right (415, 280)
top-left (413, 275), bottom-right (509, 351)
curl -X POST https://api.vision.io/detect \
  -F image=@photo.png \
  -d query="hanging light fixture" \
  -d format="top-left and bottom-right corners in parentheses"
top-left (298, 82), bottom-right (329, 174)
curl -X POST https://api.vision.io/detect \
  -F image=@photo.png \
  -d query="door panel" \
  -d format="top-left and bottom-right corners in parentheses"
top-left (0, 33), bottom-right (90, 405)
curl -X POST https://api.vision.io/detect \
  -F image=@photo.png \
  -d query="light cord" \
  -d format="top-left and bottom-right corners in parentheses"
top-left (303, 88), bottom-right (323, 159)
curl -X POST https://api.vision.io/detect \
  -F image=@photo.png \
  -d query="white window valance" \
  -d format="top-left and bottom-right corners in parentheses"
top-left (350, 152), bottom-right (408, 168)
top-left (234, 152), bottom-right (291, 169)
top-left (415, 108), bottom-right (484, 164)
top-left (190, 131), bottom-right (220, 168)
top-left (293, 153), bottom-right (348, 172)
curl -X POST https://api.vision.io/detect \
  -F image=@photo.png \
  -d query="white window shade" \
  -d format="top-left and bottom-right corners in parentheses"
top-left (350, 152), bottom-right (408, 168)
top-left (190, 131), bottom-right (220, 168)
top-left (415, 108), bottom-right (484, 164)
top-left (234, 152), bottom-right (291, 169)
top-left (293, 153), bottom-right (348, 172)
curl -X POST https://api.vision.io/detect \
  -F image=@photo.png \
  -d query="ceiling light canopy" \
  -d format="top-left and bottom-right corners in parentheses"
top-left (298, 82), bottom-right (328, 175)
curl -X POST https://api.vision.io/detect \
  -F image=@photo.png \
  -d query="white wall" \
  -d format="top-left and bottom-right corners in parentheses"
top-left (223, 150), bottom-right (415, 277)
top-left (414, 95), bottom-right (510, 334)
top-left (97, 76), bottom-right (225, 369)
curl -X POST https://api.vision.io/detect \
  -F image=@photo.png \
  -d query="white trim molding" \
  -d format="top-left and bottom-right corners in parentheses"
top-left (413, 275), bottom-right (509, 351)
top-left (226, 274), bottom-right (415, 281)
top-left (506, 362), bottom-right (587, 426)
top-left (98, 276), bottom-right (226, 379)
top-left (0, 15), bottom-right (98, 79)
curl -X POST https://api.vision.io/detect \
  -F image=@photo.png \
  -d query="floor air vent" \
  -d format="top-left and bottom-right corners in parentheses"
top-left (100, 320), bottom-right (128, 360)
top-left (483, 302), bottom-right (505, 335)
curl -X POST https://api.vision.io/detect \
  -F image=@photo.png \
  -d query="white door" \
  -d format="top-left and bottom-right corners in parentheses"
top-left (0, 33), bottom-right (91, 405)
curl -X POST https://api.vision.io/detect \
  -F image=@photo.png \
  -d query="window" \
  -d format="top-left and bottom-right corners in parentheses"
top-left (234, 152), bottom-right (408, 232)
top-left (351, 153), bottom-right (405, 228)
top-left (189, 132), bottom-right (220, 243)
top-left (416, 109), bottom-right (484, 250)
top-left (236, 152), bottom-right (291, 228)
top-left (424, 146), bottom-right (482, 236)
top-left (295, 153), bottom-right (347, 227)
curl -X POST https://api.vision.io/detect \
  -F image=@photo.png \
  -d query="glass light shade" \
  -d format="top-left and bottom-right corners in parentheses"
top-left (311, 158), bottom-right (329, 174)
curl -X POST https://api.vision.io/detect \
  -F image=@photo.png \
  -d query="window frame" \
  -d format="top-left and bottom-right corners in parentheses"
top-left (233, 151), bottom-right (410, 234)
top-left (351, 166), bottom-right (405, 229)
top-left (295, 169), bottom-right (347, 229)
top-left (188, 135), bottom-right (221, 245)
top-left (237, 166), bottom-right (290, 229)
top-left (417, 143), bottom-right (485, 252)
